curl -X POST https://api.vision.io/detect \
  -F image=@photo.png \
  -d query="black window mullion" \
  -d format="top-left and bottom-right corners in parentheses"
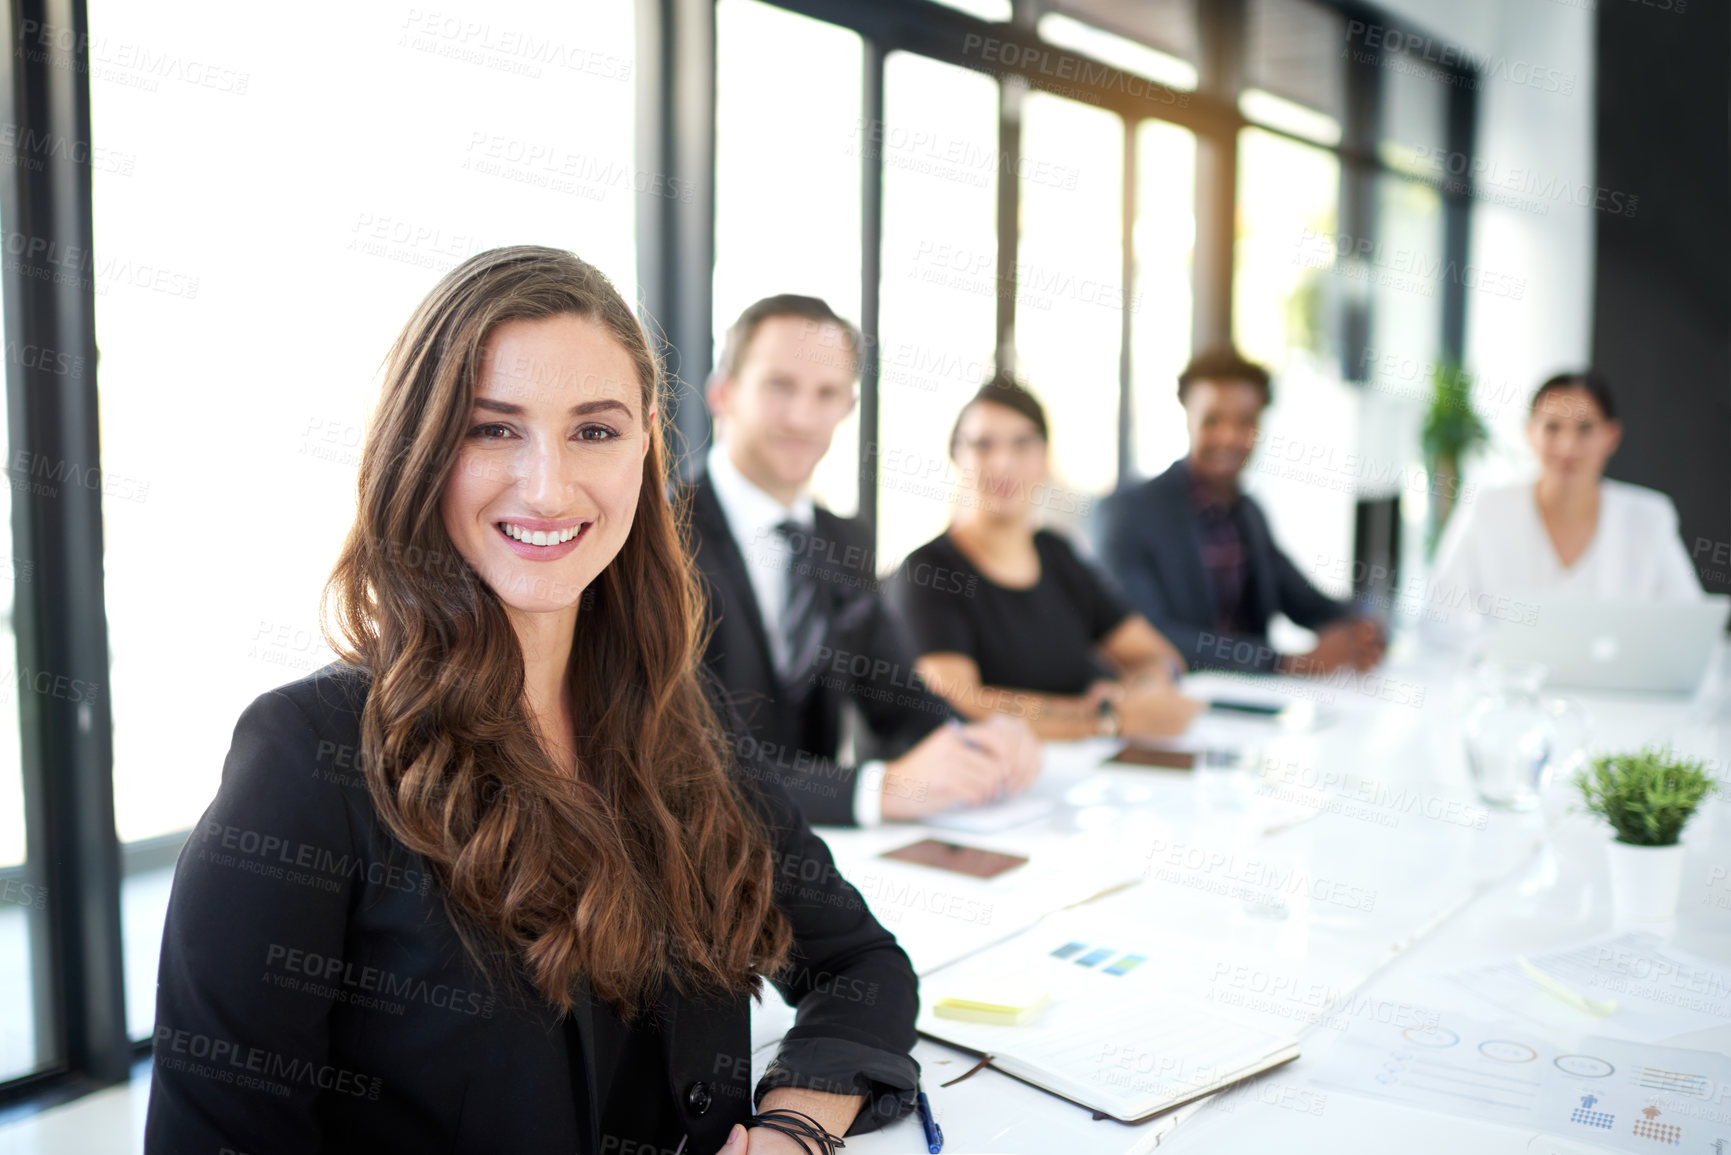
top-left (1338, 19), bottom-right (1380, 382)
top-left (1, 0), bottom-right (129, 1090)
top-left (1116, 115), bottom-right (1135, 483)
top-left (636, 0), bottom-right (717, 478)
top-left (1338, 11), bottom-right (1394, 612)
top-left (1439, 78), bottom-right (1475, 365)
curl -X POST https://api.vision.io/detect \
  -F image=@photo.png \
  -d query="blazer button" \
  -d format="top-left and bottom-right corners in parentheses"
top-left (686, 1080), bottom-right (712, 1115)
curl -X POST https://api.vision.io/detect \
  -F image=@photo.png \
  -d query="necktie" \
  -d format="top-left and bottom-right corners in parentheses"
top-left (774, 519), bottom-right (826, 696)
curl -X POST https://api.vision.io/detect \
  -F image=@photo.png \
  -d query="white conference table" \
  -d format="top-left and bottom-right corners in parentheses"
top-left (749, 637), bottom-right (1731, 1154)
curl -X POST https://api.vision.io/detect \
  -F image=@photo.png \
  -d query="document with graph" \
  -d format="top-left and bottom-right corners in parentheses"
top-left (912, 909), bottom-right (1300, 1124)
top-left (1309, 1009), bottom-right (1731, 1151)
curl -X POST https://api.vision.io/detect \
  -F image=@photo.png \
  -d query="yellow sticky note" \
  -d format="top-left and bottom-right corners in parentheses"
top-left (933, 990), bottom-right (1049, 1026)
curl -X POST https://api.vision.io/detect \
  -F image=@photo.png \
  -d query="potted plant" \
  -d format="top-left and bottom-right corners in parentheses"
top-left (1421, 360), bottom-right (1488, 557)
top-left (1575, 746), bottom-right (1717, 923)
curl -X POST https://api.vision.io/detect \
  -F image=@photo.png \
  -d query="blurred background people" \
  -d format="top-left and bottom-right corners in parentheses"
top-left (889, 375), bottom-right (1202, 742)
top-left (1099, 347), bottom-right (1385, 676)
top-left (1429, 370), bottom-right (1701, 617)
top-left (680, 295), bottom-right (1039, 826)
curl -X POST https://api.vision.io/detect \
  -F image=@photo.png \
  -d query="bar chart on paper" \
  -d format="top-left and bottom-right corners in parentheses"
top-left (1310, 1012), bottom-right (1731, 1152)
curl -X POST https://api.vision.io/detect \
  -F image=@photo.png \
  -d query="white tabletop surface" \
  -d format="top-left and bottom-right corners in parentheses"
top-left (750, 636), bottom-right (1731, 1154)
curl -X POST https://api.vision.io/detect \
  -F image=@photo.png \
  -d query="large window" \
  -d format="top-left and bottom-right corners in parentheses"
top-left (1129, 119), bottom-right (1198, 477)
top-left (875, 52), bottom-right (999, 570)
top-left (1013, 91), bottom-right (1124, 529)
top-left (1374, 63), bottom-right (1453, 602)
top-left (88, 0), bottom-right (639, 1043)
top-left (1233, 127), bottom-right (1341, 373)
top-left (0, 252), bottom-right (45, 1083)
top-left (714, 0), bottom-right (864, 515)
top-left (1231, 126), bottom-right (1353, 600)
top-left (701, 0), bottom-right (1469, 608)
top-left (1381, 181), bottom-right (1448, 605)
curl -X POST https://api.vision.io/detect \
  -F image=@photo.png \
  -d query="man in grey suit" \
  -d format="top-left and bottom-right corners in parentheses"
top-left (1100, 347), bottom-right (1384, 675)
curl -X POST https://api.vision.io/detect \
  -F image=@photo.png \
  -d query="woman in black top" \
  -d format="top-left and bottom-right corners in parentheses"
top-left (144, 247), bottom-right (918, 1155)
top-left (889, 375), bottom-right (1202, 741)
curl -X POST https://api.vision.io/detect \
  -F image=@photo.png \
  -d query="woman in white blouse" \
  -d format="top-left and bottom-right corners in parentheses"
top-left (1429, 371), bottom-right (1701, 628)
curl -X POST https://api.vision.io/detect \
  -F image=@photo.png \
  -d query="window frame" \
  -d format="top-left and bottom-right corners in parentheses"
top-left (0, 0), bottom-right (135, 1106)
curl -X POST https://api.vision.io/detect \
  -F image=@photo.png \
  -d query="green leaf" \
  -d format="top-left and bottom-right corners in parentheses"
top-left (1571, 745), bottom-right (1717, 846)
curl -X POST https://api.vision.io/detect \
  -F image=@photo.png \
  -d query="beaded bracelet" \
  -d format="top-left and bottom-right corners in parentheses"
top-left (748, 1108), bottom-right (846, 1155)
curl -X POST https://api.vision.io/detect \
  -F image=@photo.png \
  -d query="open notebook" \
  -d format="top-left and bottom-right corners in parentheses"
top-left (914, 910), bottom-right (1299, 1124)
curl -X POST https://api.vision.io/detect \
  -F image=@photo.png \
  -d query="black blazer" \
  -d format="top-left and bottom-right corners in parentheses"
top-left (144, 663), bottom-right (920, 1154)
top-left (1098, 459), bottom-right (1350, 672)
top-left (676, 472), bottom-right (952, 825)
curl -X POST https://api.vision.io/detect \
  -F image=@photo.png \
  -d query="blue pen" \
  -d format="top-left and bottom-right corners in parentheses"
top-left (945, 716), bottom-right (985, 751)
top-left (916, 1088), bottom-right (944, 1153)
top-left (946, 719), bottom-right (1004, 803)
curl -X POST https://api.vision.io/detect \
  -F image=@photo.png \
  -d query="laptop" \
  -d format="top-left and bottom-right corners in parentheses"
top-left (1483, 595), bottom-right (1730, 694)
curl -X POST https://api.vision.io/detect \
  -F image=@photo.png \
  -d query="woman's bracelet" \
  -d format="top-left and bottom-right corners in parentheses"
top-left (748, 1108), bottom-right (846, 1155)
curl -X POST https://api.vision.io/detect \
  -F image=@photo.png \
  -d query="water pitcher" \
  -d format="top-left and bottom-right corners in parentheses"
top-left (1462, 661), bottom-right (1590, 810)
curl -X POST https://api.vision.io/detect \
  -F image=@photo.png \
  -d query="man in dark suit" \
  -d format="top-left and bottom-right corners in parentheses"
top-left (678, 295), bottom-right (1038, 826)
top-left (1099, 347), bottom-right (1385, 675)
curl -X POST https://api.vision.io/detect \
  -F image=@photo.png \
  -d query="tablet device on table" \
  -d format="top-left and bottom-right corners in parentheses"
top-left (1107, 745), bottom-right (1198, 770)
top-left (1105, 744), bottom-right (1254, 770)
top-left (879, 838), bottom-right (1028, 879)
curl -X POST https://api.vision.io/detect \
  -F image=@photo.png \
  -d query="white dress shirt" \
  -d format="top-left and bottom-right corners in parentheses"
top-left (1428, 478), bottom-right (1702, 631)
top-left (705, 443), bottom-right (885, 826)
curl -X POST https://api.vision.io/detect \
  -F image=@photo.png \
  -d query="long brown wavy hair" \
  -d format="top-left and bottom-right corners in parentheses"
top-left (321, 245), bottom-right (792, 1019)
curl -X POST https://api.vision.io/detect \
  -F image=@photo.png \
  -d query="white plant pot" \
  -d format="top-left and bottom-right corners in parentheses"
top-left (1607, 840), bottom-right (1685, 924)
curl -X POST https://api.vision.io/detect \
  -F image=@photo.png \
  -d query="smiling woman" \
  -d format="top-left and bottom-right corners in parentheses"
top-left (888, 374), bottom-right (1202, 743)
top-left (144, 246), bottom-right (921, 1155)
top-left (442, 314), bottom-right (650, 614)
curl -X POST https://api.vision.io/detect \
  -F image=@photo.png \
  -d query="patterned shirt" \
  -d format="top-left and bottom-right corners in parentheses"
top-left (1188, 471), bottom-right (1250, 635)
